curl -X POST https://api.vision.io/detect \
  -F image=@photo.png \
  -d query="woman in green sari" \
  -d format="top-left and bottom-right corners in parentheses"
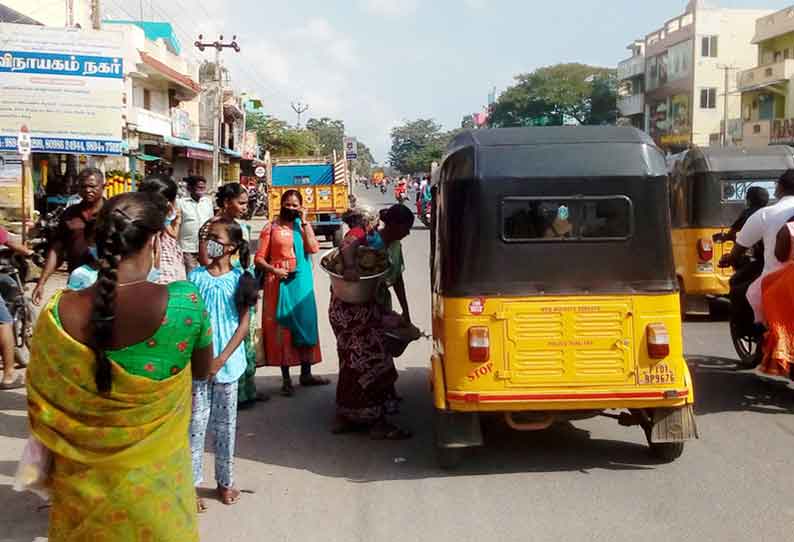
top-left (27, 192), bottom-right (213, 541)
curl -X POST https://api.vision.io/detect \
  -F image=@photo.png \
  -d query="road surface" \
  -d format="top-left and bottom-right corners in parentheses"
top-left (2, 187), bottom-right (794, 542)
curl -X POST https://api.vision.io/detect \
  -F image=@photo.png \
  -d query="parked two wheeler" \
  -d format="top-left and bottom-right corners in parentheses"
top-left (244, 185), bottom-right (268, 220)
top-left (0, 249), bottom-right (38, 368)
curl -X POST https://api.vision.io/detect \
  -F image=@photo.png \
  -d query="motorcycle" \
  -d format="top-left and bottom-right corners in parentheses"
top-left (28, 204), bottom-right (65, 263)
top-left (0, 249), bottom-right (38, 368)
top-left (380, 184), bottom-right (387, 194)
top-left (394, 186), bottom-right (408, 204)
top-left (244, 185), bottom-right (268, 220)
top-left (717, 238), bottom-right (763, 368)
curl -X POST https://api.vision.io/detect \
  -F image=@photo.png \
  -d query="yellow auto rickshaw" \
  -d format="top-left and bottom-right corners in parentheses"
top-left (670, 146), bottom-right (794, 315)
top-left (428, 127), bottom-right (697, 468)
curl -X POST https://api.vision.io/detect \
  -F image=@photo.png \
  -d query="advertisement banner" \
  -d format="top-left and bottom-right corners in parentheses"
top-left (0, 24), bottom-right (124, 156)
top-left (171, 108), bottom-right (192, 140)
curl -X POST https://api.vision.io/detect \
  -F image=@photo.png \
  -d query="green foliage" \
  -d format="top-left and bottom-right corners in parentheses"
top-left (305, 117), bottom-right (345, 156)
top-left (490, 63), bottom-right (617, 127)
top-left (246, 112), bottom-right (318, 157)
top-left (388, 119), bottom-right (455, 174)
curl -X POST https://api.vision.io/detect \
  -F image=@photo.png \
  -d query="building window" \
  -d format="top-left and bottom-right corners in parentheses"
top-left (701, 35), bottom-right (718, 58)
top-left (143, 89), bottom-right (151, 111)
top-left (700, 88), bottom-right (717, 109)
top-left (775, 51), bottom-right (783, 63)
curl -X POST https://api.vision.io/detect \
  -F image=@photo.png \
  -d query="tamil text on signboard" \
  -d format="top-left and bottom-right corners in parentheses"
top-left (0, 24), bottom-right (124, 156)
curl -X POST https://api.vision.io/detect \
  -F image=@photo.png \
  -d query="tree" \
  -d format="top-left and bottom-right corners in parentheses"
top-left (389, 119), bottom-right (450, 174)
top-left (246, 111), bottom-right (319, 157)
top-left (352, 141), bottom-right (375, 177)
top-left (305, 117), bottom-right (345, 156)
top-left (489, 63), bottom-right (617, 127)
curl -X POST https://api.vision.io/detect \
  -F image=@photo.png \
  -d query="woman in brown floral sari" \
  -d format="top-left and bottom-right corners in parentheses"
top-left (329, 205), bottom-right (415, 439)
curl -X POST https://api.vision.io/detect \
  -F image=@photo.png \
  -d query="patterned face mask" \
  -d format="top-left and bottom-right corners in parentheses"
top-left (206, 239), bottom-right (226, 259)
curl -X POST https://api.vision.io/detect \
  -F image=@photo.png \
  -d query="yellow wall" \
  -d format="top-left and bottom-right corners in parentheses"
top-left (758, 34), bottom-right (794, 64)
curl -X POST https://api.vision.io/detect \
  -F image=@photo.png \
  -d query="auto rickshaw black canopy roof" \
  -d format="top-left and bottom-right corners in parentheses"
top-left (441, 127), bottom-right (667, 181)
top-left (431, 127), bottom-right (676, 296)
top-left (683, 145), bottom-right (794, 174)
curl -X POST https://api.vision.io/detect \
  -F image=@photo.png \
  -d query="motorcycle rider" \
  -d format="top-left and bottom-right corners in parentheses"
top-left (0, 226), bottom-right (33, 389)
top-left (723, 170), bottom-right (794, 323)
top-left (32, 167), bottom-right (105, 306)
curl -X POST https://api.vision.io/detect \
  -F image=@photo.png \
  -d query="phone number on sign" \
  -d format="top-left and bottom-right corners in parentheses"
top-left (0, 137), bottom-right (122, 155)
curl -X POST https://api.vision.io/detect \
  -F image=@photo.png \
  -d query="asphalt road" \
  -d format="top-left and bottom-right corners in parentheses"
top-left (3, 187), bottom-right (794, 542)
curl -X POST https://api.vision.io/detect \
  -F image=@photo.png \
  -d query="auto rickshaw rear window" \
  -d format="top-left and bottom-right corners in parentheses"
top-left (502, 196), bottom-right (633, 242)
top-left (719, 178), bottom-right (777, 203)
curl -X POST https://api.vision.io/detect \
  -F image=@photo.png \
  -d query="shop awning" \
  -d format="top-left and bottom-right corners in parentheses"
top-left (165, 136), bottom-right (213, 151)
top-left (136, 153), bottom-right (162, 162)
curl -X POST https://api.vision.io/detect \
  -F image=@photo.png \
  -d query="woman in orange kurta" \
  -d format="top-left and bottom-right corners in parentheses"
top-left (759, 220), bottom-right (794, 378)
top-left (255, 189), bottom-right (326, 396)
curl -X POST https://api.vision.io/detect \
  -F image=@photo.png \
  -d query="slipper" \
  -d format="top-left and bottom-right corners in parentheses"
top-left (299, 375), bottom-right (330, 387)
top-left (217, 486), bottom-right (240, 506)
top-left (0, 375), bottom-right (25, 390)
top-left (280, 382), bottom-right (294, 397)
top-left (196, 498), bottom-right (208, 514)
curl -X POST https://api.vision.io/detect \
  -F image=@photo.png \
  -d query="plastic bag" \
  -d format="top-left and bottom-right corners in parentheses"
top-left (13, 435), bottom-right (52, 500)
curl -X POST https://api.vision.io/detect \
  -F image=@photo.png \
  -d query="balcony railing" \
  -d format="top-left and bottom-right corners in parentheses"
top-left (738, 59), bottom-right (794, 91)
top-left (618, 56), bottom-right (645, 80)
top-left (618, 94), bottom-right (645, 117)
top-left (753, 7), bottom-right (794, 45)
top-left (645, 12), bottom-right (694, 57)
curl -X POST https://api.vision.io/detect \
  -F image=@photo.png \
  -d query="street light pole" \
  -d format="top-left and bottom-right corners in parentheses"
top-left (194, 34), bottom-right (240, 188)
top-left (291, 101), bottom-right (309, 129)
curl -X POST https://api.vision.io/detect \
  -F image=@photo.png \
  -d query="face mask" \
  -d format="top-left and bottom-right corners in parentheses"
top-left (164, 209), bottom-right (177, 227)
top-left (206, 239), bottom-right (226, 259)
top-left (280, 208), bottom-right (300, 222)
top-left (88, 246), bottom-right (98, 260)
top-left (147, 267), bottom-right (161, 283)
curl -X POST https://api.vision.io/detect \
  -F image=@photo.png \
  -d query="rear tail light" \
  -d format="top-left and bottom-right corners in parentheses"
top-left (697, 239), bottom-right (713, 263)
top-left (468, 327), bottom-right (490, 362)
top-left (646, 323), bottom-right (670, 359)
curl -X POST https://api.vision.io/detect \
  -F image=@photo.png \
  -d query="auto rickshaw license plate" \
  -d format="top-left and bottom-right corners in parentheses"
top-left (640, 363), bottom-right (675, 385)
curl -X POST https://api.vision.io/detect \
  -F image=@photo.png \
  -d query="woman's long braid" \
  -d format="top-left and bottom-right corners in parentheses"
top-left (228, 223), bottom-right (258, 315)
top-left (91, 212), bottom-right (126, 393)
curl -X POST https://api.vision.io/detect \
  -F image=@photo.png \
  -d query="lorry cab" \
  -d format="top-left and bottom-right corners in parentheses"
top-left (266, 155), bottom-right (350, 246)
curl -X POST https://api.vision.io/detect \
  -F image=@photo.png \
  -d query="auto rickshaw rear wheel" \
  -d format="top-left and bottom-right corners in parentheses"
top-left (643, 425), bottom-right (684, 461)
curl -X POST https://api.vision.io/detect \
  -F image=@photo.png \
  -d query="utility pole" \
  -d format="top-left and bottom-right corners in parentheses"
top-left (291, 101), bottom-right (309, 129)
top-left (90, 0), bottom-right (101, 29)
top-left (195, 34), bottom-right (241, 188)
top-left (66, 0), bottom-right (74, 26)
top-left (718, 64), bottom-right (738, 147)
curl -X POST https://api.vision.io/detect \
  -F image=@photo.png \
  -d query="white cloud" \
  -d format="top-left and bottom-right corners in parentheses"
top-left (360, 0), bottom-right (419, 18)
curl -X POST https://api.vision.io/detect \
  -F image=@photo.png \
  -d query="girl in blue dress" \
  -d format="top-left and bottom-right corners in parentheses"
top-left (188, 218), bottom-right (258, 510)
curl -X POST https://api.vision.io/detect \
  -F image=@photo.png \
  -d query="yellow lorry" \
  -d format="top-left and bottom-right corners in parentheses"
top-left (266, 155), bottom-right (350, 246)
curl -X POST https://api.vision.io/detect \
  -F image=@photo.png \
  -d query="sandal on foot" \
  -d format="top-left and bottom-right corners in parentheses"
top-left (217, 485), bottom-right (240, 505)
top-left (0, 375), bottom-right (25, 390)
top-left (299, 375), bottom-right (330, 386)
top-left (281, 381), bottom-right (294, 397)
top-left (196, 497), bottom-right (208, 514)
top-left (370, 423), bottom-right (412, 441)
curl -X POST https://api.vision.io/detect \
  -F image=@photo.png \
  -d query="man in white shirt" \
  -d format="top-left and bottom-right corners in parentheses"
top-left (177, 176), bottom-right (215, 274)
top-left (730, 170), bottom-right (794, 322)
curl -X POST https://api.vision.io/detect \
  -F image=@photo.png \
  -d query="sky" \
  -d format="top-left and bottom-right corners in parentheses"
top-left (103, 0), bottom-right (794, 161)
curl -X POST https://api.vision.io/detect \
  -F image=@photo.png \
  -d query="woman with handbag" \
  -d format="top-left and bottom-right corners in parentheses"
top-left (254, 190), bottom-right (326, 396)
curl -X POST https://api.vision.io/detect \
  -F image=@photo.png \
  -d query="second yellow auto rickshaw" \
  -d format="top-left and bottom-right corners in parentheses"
top-left (670, 146), bottom-right (794, 316)
top-left (428, 126), bottom-right (697, 468)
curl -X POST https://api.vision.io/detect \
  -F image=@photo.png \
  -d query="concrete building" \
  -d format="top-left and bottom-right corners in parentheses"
top-left (628, 1), bottom-right (771, 152)
top-left (738, 6), bottom-right (794, 147)
top-left (617, 40), bottom-right (646, 129)
top-left (0, 0), bottom-right (93, 27)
